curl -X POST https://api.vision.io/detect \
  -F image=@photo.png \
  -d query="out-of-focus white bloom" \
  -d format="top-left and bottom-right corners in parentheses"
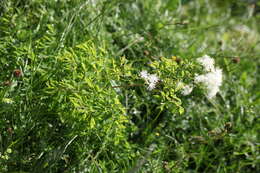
top-left (140, 70), bottom-right (159, 90)
top-left (140, 70), bottom-right (149, 79)
top-left (131, 108), bottom-right (141, 115)
top-left (195, 67), bottom-right (223, 99)
top-left (195, 55), bottom-right (223, 98)
top-left (148, 74), bottom-right (159, 84)
top-left (147, 82), bottom-right (157, 91)
top-left (181, 84), bottom-right (193, 96)
top-left (197, 55), bottom-right (215, 72)
top-left (138, 37), bottom-right (145, 42)
top-left (234, 25), bottom-right (251, 34)
top-left (146, 74), bottom-right (159, 90)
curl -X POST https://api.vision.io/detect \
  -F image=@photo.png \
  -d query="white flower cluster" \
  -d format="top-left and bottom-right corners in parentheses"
top-left (197, 55), bottom-right (215, 72)
top-left (195, 55), bottom-right (223, 99)
top-left (140, 70), bottom-right (160, 90)
top-left (181, 84), bottom-right (194, 96)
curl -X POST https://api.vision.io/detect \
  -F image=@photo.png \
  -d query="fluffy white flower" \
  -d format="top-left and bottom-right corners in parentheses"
top-left (148, 74), bottom-right (159, 84)
top-left (140, 70), bottom-right (149, 79)
top-left (147, 82), bottom-right (157, 91)
top-left (181, 84), bottom-right (193, 96)
top-left (140, 70), bottom-right (159, 90)
top-left (197, 55), bottom-right (215, 72)
top-left (195, 68), bottom-right (223, 99)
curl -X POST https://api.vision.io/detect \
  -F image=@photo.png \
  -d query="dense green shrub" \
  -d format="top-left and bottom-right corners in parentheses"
top-left (0, 0), bottom-right (259, 172)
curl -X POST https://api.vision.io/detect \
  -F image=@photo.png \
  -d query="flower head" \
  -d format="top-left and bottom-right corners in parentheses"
top-left (140, 70), bottom-right (160, 90)
top-left (140, 70), bottom-right (149, 79)
top-left (181, 84), bottom-right (193, 96)
top-left (148, 74), bottom-right (159, 84)
top-left (195, 68), bottom-right (223, 99)
top-left (197, 55), bottom-right (215, 72)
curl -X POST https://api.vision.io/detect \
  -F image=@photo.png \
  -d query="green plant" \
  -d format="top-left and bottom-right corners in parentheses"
top-left (0, 0), bottom-right (259, 172)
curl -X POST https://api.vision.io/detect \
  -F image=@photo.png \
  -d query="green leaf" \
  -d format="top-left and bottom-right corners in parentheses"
top-left (90, 118), bottom-right (96, 129)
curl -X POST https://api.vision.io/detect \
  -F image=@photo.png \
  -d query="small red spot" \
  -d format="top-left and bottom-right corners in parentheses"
top-left (144, 50), bottom-right (150, 56)
top-left (13, 69), bottom-right (22, 77)
top-left (175, 58), bottom-right (182, 64)
top-left (232, 57), bottom-right (240, 64)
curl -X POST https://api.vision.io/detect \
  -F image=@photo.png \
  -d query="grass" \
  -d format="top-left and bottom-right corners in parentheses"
top-left (0, 0), bottom-right (259, 172)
